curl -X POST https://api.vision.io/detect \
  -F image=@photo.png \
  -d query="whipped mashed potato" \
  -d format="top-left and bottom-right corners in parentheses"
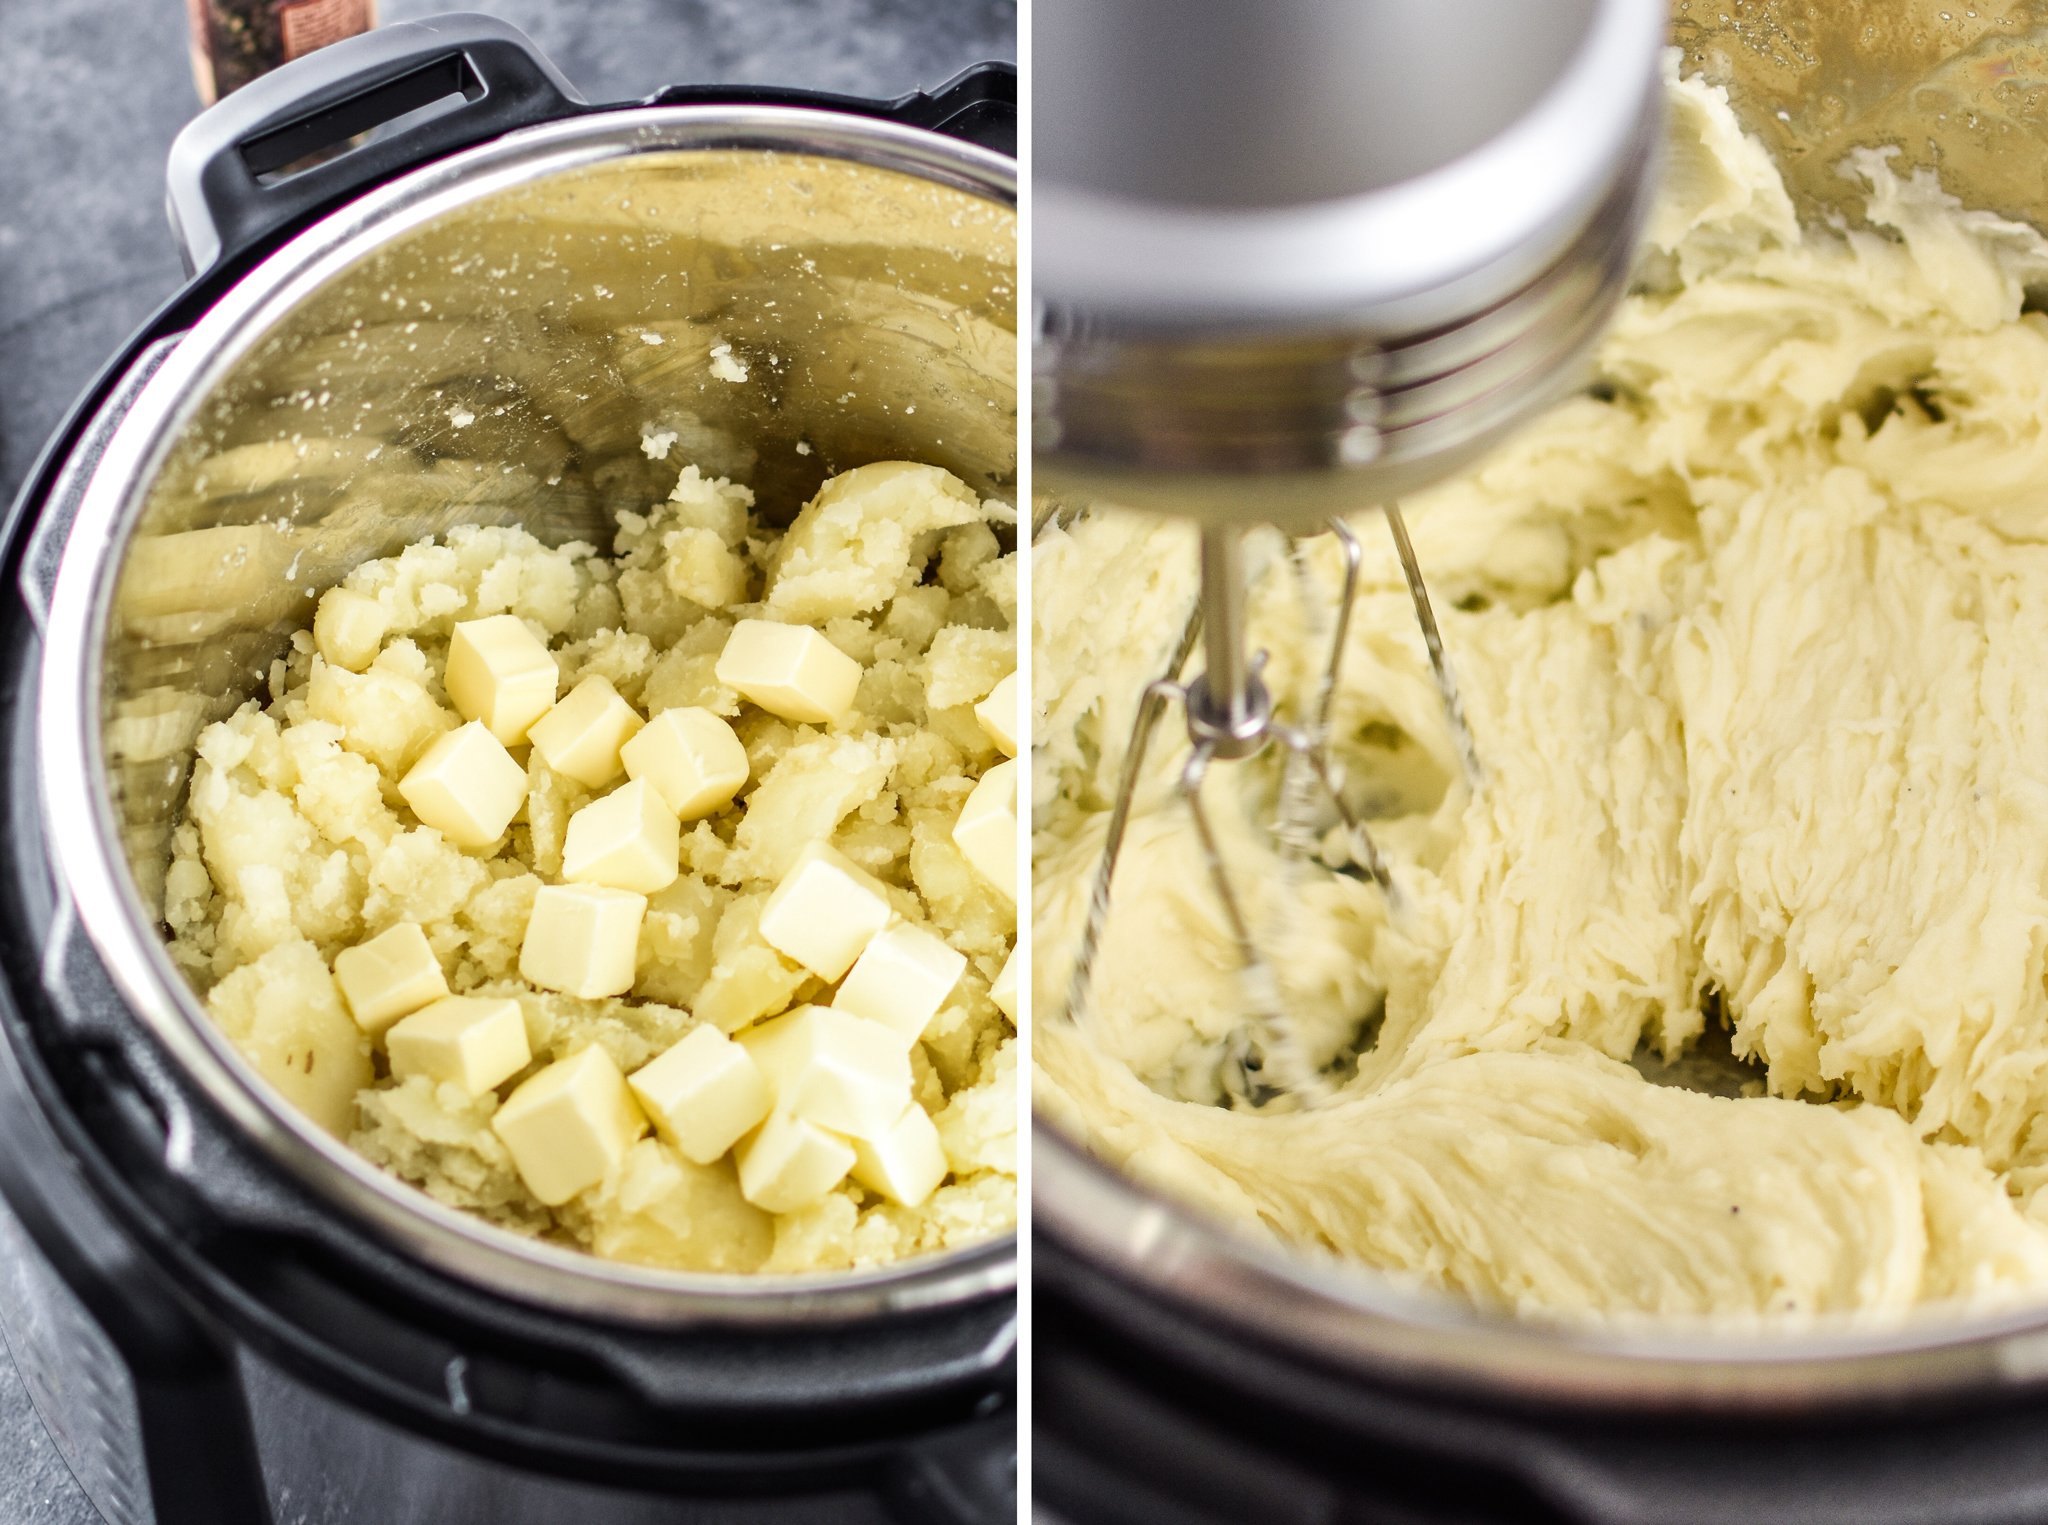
top-left (1034, 71), bottom-right (2048, 1320)
top-left (167, 459), bottom-right (1017, 1275)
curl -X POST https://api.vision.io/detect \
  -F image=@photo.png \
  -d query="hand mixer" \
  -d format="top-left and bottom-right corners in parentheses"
top-left (1034, 0), bottom-right (1668, 1104)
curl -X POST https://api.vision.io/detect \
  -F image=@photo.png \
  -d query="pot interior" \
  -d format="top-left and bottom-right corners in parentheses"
top-left (104, 140), bottom-right (1015, 913)
top-left (57, 123), bottom-right (1016, 1314)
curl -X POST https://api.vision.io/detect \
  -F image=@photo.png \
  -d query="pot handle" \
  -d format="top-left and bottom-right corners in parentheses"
top-left (165, 12), bottom-right (585, 276)
top-left (884, 61), bottom-right (1017, 157)
top-left (646, 60), bottom-right (1018, 159)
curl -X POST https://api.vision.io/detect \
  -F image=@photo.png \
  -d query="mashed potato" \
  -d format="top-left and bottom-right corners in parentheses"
top-left (1033, 70), bottom-right (2048, 1320)
top-left (167, 458), bottom-right (1016, 1274)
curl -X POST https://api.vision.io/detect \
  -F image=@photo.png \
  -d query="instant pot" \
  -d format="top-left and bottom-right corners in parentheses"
top-left (0, 15), bottom-right (1015, 1524)
top-left (1033, 4), bottom-right (2048, 1523)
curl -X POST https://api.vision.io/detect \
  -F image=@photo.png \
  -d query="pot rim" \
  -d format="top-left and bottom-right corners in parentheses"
top-left (1035, 1114), bottom-right (2048, 1409)
top-left (39, 103), bottom-right (1017, 1329)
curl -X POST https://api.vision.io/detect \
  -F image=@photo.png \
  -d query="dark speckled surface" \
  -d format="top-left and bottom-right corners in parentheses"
top-left (0, 4), bottom-right (1012, 1521)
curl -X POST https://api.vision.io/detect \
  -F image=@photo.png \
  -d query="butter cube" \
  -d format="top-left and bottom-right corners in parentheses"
top-left (737, 1004), bottom-right (910, 1139)
top-left (386, 996), bottom-right (531, 1095)
top-left (850, 1103), bottom-right (949, 1208)
top-left (445, 614), bottom-right (559, 745)
top-left (832, 922), bottom-right (966, 1047)
top-left (951, 758), bottom-right (1016, 903)
top-left (528, 675), bottom-right (644, 788)
top-left (989, 947), bottom-right (1018, 1021)
top-left (313, 588), bottom-right (388, 673)
top-left (491, 1046), bottom-right (647, 1206)
top-left (628, 1025), bottom-right (771, 1164)
top-left (757, 841), bottom-right (892, 981)
top-left (715, 619), bottom-right (860, 725)
top-left (333, 921), bottom-right (449, 1035)
top-left (973, 671), bottom-right (1020, 757)
top-left (734, 1109), bottom-right (855, 1212)
top-left (519, 884), bottom-right (646, 998)
top-left (621, 707), bottom-right (750, 820)
top-left (562, 781), bottom-right (679, 894)
top-left (398, 720), bottom-right (526, 848)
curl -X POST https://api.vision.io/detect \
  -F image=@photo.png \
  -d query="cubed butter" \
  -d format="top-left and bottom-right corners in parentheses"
top-left (445, 614), bottom-right (559, 744)
top-left (989, 947), bottom-right (1018, 1021)
top-left (621, 707), bottom-right (750, 820)
top-left (519, 884), bottom-right (647, 999)
top-left (733, 1108), bottom-right (855, 1212)
top-left (491, 1046), bottom-right (647, 1206)
top-left (562, 781), bottom-right (679, 894)
top-left (757, 841), bottom-right (892, 981)
top-left (313, 587), bottom-right (389, 673)
top-left (627, 1025), bottom-right (771, 1165)
top-left (972, 671), bottom-right (1019, 757)
top-left (832, 922), bottom-right (966, 1047)
top-left (737, 1004), bottom-right (910, 1139)
top-left (528, 674), bottom-right (644, 788)
top-left (398, 720), bottom-right (526, 848)
top-left (386, 996), bottom-right (531, 1095)
top-left (850, 1102), bottom-right (949, 1208)
top-left (333, 921), bottom-right (448, 1035)
top-left (715, 619), bottom-right (860, 725)
top-left (951, 758), bottom-right (1016, 903)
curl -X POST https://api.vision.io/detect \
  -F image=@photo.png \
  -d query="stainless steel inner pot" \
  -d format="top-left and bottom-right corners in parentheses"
top-left (37, 106), bottom-right (1016, 1326)
top-left (1035, 0), bottom-right (2048, 1408)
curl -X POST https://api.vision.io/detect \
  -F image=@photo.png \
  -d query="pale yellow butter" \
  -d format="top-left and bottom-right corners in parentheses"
top-left (519, 883), bottom-right (646, 999)
top-left (529, 674), bottom-right (644, 788)
top-left (715, 619), bottom-right (860, 725)
top-left (850, 1102), bottom-right (949, 1208)
top-left (398, 720), bottom-right (526, 848)
top-left (491, 1046), bottom-right (647, 1206)
top-left (972, 671), bottom-right (1019, 757)
top-left (733, 1108), bottom-right (854, 1212)
top-left (333, 921), bottom-right (447, 1035)
top-left (628, 1024), bottom-right (771, 1165)
top-left (832, 921), bottom-right (966, 1047)
top-left (620, 706), bottom-right (750, 820)
top-left (756, 841), bottom-right (892, 981)
top-left (737, 1003), bottom-right (909, 1139)
top-left (989, 946), bottom-right (1018, 1022)
top-left (562, 780), bottom-right (680, 895)
top-left (312, 588), bottom-right (388, 673)
top-left (951, 758), bottom-right (1016, 904)
top-left (386, 995), bottom-right (531, 1095)
top-left (445, 614), bottom-right (559, 744)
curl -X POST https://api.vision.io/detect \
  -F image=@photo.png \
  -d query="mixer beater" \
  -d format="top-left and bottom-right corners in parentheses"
top-left (1062, 508), bottom-right (1480, 1106)
top-left (1034, 0), bottom-right (1668, 1104)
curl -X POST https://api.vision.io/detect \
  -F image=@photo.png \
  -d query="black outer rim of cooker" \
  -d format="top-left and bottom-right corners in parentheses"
top-left (0, 79), bottom-right (1016, 1510)
top-left (1036, 1197), bottom-right (2048, 1524)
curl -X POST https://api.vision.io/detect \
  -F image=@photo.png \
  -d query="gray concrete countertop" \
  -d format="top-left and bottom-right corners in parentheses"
top-left (0, 3), bottom-right (1012, 1520)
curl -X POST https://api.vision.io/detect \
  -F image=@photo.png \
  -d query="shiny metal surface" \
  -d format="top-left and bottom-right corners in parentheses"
top-left (1037, 1115), bottom-right (2048, 1410)
top-left (40, 105), bottom-right (1016, 1326)
top-left (1034, 0), bottom-right (1665, 533)
top-left (1034, 0), bottom-right (2048, 1409)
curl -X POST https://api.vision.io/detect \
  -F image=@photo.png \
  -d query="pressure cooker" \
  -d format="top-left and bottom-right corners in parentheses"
top-left (1033, 3), bottom-right (2048, 1522)
top-left (0, 14), bottom-right (1015, 1524)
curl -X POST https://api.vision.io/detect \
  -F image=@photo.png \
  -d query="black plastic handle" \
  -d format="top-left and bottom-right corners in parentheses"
top-left (647, 60), bottom-right (1018, 159)
top-left (165, 12), bottom-right (585, 275)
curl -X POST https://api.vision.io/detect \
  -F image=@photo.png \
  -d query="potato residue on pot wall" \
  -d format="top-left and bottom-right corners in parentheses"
top-left (166, 457), bottom-right (1017, 1275)
top-left (1034, 68), bottom-right (2048, 1320)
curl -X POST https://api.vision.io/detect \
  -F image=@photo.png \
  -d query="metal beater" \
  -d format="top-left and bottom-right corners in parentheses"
top-left (1034, 0), bottom-right (1668, 1104)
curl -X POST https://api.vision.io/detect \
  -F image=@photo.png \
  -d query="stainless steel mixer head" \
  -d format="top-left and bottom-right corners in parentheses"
top-left (1036, 0), bottom-right (1667, 1102)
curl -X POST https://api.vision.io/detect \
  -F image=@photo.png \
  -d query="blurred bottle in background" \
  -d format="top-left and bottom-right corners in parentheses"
top-left (185, 0), bottom-right (379, 103)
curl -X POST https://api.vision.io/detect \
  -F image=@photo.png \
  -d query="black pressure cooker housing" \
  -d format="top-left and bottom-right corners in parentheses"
top-left (0, 18), bottom-right (1014, 1525)
top-left (1038, 1230), bottom-right (2048, 1525)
